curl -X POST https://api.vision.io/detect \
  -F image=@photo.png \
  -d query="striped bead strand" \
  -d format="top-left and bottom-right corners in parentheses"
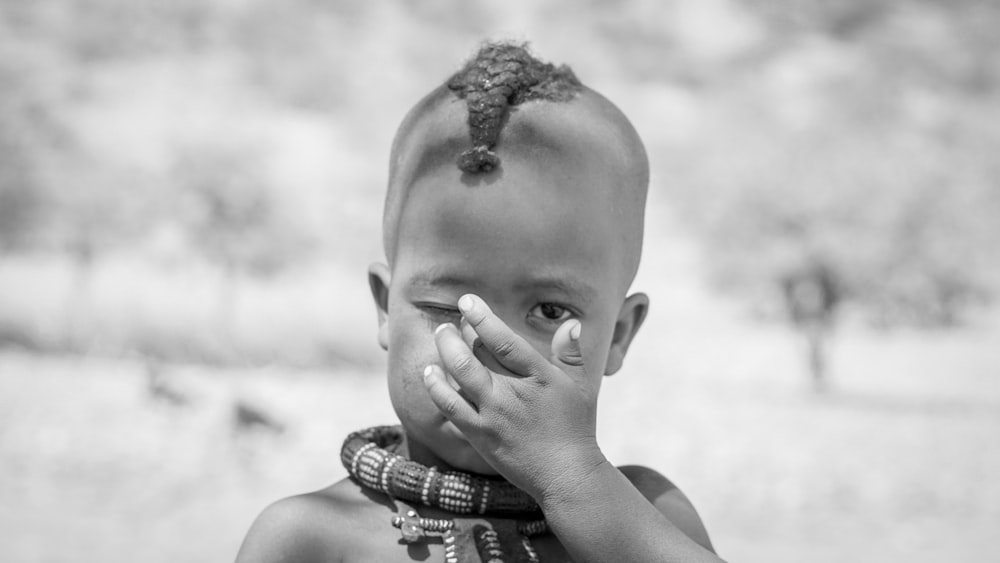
top-left (421, 466), bottom-right (437, 506)
top-left (341, 426), bottom-right (542, 517)
top-left (443, 531), bottom-right (459, 563)
top-left (521, 536), bottom-right (540, 563)
top-left (517, 519), bottom-right (548, 537)
top-left (473, 525), bottom-right (505, 563)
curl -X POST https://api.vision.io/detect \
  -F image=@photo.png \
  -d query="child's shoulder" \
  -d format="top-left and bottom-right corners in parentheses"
top-left (235, 466), bottom-right (713, 561)
top-left (235, 477), bottom-right (398, 563)
top-left (618, 464), bottom-right (715, 552)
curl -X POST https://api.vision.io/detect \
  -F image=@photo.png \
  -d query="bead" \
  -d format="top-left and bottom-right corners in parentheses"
top-left (391, 508), bottom-right (424, 543)
top-left (421, 466), bottom-right (436, 506)
top-left (473, 525), bottom-right (507, 562)
top-left (349, 442), bottom-right (377, 478)
top-left (517, 519), bottom-right (548, 537)
top-left (341, 425), bottom-right (543, 517)
top-left (380, 454), bottom-right (399, 493)
top-left (522, 536), bottom-right (540, 563)
top-left (479, 483), bottom-right (491, 514)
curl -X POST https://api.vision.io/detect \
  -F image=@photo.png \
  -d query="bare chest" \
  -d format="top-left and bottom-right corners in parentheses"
top-left (343, 518), bottom-right (573, 563)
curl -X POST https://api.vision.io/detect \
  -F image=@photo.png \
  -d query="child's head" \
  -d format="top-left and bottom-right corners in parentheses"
top-left (368, 42), bottom-right (650, 474)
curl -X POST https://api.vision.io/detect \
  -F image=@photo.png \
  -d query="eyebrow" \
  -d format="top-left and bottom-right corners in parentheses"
top-left (407, 269), bottom-right (598, 303)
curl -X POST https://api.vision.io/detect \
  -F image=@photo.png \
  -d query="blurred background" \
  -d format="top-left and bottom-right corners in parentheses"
top-left (1, 1), bottom-right (998, 561)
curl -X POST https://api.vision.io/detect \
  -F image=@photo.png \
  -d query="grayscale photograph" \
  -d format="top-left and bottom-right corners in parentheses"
top-left (1, 2), bottom-right (997, 562)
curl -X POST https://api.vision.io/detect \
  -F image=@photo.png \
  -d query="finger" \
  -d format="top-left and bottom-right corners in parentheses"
top-left (457, 294), bottom-right (548, 378)
top-left (461, 317), bottom-right (514, 377)
top-left (422, 364), bottom-right (478, 423)
top-left (459, 317), bottom-right (478, 349)
top-left (434, 323), bottom-right (493, 404)
top-left (550, 319), bottom-right (586, 376)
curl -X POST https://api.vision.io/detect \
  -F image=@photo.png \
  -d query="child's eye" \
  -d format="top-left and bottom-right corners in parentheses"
top-left (416, 303), bottom-right (461, 322)
top-left (528, 303), bottom-right (573, 323)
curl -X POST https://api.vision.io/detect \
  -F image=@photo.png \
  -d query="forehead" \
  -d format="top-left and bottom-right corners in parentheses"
top-left (385, 89), bottom-right (649, 296)
top-left (393, 151), bottom-right (627, 299)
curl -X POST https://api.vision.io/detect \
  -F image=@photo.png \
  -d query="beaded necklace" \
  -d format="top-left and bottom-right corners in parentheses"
top-left (341, 426), bottom-right (550, 562)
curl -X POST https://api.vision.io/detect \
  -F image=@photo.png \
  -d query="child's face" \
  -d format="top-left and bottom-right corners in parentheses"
top-left (371, 145), bottom-right (644, 475)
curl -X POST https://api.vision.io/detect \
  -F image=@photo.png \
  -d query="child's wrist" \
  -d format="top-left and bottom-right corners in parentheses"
top-left (536, 444), bottom-right (611, 510)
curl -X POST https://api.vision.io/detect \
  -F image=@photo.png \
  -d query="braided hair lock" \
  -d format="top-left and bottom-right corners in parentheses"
top-left (446, 42), bottom-right (582, 174)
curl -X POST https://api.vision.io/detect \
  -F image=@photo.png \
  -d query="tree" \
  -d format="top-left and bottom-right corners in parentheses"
top-left (0, 3), bottom-right (152, 351)
top-left (170, 142), bottom-right (314, 355)
top-left (662, 2), bottom-right (1000, 390)
top-left (0, 34), bottom-right (63, 254)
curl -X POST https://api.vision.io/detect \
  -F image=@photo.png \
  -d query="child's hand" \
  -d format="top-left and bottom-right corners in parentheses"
top-left (423, 293), bottom-right (608, 501)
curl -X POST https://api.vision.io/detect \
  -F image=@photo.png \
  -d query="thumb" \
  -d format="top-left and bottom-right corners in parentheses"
top-left (550, 319), bottom-right (585, 372)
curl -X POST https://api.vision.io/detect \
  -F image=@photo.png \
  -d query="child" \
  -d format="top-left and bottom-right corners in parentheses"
top-left (236, 42), bottom-right (721, 563)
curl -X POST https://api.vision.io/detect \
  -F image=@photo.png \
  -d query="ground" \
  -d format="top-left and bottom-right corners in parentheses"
top-left (2, 232), bottom-right (997, 562)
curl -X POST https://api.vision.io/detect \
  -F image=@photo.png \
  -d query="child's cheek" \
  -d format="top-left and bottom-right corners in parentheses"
top-left (576, 326), bottom-right (608, 377)
top-left (394, 317), bottom-right (443, 376)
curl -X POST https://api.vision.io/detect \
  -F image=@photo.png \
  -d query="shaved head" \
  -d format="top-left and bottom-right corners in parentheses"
top-left (382, 42), bottom-right (649, 287)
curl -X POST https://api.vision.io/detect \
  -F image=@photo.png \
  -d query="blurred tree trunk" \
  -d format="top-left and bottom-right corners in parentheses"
top-left (217, 255), bottom-right (240, 362)
top-left (803, 317), bottom-right (829, 393)
top-left (782, 262), bottom-right (841, 392)
top-left (65, 237), bottom-right (96, 353)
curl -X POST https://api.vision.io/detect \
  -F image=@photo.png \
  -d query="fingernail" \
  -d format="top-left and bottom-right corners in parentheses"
top-left (435, 323), bottom-right (450, 335)
top-left (423, 365), bottom-right (434, 379)
top-left (569, 321), bottom-right (581, 342)
top-left (458, 294), bottom-right (475, 314)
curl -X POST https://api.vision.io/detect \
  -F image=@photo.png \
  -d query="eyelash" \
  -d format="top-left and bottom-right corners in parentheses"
top-left (527, 302), bottom-right (577, 327)
top-left (415, 301), bottom-right (578, 329)
top-left (416, 303), bottom-right (461, 323)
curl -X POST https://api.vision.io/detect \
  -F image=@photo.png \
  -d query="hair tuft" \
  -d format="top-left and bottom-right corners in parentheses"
top-left (447, 42), bottom-right (582, 174)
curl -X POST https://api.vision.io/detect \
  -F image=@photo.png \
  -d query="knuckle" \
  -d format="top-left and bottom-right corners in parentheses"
top-left (492, 338), bottom-right (518, 359)
top-left (451, 354), bottom-right (477, 375)
top-left (440, 397), bottom-right (462, 417)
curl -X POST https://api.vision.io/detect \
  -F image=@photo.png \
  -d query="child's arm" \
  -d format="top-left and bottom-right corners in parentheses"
top-left (424, 294), bottom-right (724, 563)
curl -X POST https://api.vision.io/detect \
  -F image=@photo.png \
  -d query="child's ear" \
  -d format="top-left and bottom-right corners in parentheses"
top-left (604, 292), bottom-right (649, 376)
top-left (368, 263), bottom-right (391, 351)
